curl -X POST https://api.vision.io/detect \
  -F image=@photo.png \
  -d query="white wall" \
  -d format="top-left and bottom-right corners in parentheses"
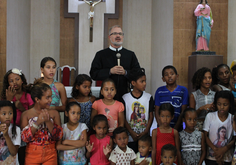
top-left (7, 0), bottom-right (30, 80)
top-left (7, 0), bottom-right (60, 83)
top-left (228, 0), bottom-right (236, 66)
top-left (151, 0), bottom-right (173, 96)
top-left (123, 0), bottom-right (152, 93)
top-left (30, 0), bottom-right (60, 83)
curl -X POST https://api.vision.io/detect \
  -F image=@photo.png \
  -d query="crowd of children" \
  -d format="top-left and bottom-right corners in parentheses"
top-left (1, 56), bottom-right (236, 165)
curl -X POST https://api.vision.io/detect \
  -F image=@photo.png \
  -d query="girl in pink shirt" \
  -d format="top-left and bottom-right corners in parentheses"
top-left (1, 68), bottom-right (34, 165)
top-left (91, 78), bottom-right (125, 136)
top-left (86, 114), bottom-right (113, 165)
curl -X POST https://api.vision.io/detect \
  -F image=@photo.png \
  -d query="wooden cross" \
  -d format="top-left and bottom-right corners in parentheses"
top-left (83, 0), bottom-right (102, 42)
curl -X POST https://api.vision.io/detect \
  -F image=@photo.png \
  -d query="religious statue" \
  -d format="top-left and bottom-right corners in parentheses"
top-left (194, 0), bottom-right (213, 51)
top-left (84, 0), bottom-right (102, 28)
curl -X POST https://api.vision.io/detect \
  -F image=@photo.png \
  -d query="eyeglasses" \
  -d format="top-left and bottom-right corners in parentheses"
top-left (110, 32), bottom-right (124, 36)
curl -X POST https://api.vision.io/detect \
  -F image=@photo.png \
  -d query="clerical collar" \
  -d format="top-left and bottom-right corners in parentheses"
top-left (109, 45), bottom-right (122, 51)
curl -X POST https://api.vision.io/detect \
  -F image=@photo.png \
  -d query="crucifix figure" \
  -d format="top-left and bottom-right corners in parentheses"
top-left (83, 0), bottom-right (102, 42)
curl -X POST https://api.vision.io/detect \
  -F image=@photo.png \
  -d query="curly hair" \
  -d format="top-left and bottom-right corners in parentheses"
top-left (71, 74), bottom-right (92, 98)
top-left (212, 64), bottom-right (230, 85)
top-left (191, 67), bottom-right (211, 90)
top-left (1, 69), bottom-right (29, 100)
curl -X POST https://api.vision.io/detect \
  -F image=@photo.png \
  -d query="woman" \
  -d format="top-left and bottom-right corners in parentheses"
top-left (21, 79), bottom-right (63, 165)
top-left (194, 0), bottom-right (213, 51)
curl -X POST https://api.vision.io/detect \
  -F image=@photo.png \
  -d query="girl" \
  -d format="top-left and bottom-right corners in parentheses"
top-left (86, 114), bottom-right (113, 165)
top-left (40, 57), bottom-right (67, 112)
top-left (68, 74), bottom-right (96, 130)
top-left (0, 101), bottom-right (21, 164)
top-left (21, 79), bottom-right (63, 165)
top-left (203, 91), bottom-right (235, 165)
top-left (1, 68), bottom-right (34, 126)
top-left (180, 108), bottom-right (206, 165)
top-left (1, 68), bottom-right (34, 165)
top-left (152, 103), bottom-right (181, 165)
top-left (231, 114), bottom-right (236, 164)
top-left (190, 67), bottom-right (215, 131)
top-left (91, 78), bottom-right (124, 136)
top-left (212, 64), bottom-right (231, 92)
top-left (57, 102), bottom-right (88, 165)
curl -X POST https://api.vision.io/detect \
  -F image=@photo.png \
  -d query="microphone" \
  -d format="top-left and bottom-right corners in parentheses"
top-left (116, 53), bottom-right (121, 66)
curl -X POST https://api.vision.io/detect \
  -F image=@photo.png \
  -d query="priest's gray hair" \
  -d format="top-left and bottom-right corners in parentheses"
top-left (109, 25), bottom-right (122, 35)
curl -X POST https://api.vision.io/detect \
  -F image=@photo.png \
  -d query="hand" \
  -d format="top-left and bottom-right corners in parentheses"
top-left (1, 124), bottom-right (9, 137)
top-left (214, 146), bottom-right (227, 160)
top-left (103, 143), bottom-right (111, 156)
top-left (86, 141), bottom-right (94, 152)
top-left (6, 86), bottom-right (16, 101)
top-left (110, 66), bottom-right (126, 75)
top-left (138, 131), bottom-right (147, 139)
top-left (139, 159), bottom-right (150, 165)
top-left (203, 103), bottom-right (214, 111)
top-left (15, 100), bottom-right (25, 112)
top-left (37, 109), bottom-right (50, 125)
top-left (216, 158), bottom-right (224, 165)
top-left (130, 131), bottom-right (139, 141)
top-left (0, 124), bottom-right (7, 133)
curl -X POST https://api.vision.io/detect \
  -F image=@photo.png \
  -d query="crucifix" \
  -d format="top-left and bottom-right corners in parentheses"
top-left (68, 0), bottom-right (117, 76)
top-left (83, 0), bottom-right (102, 42)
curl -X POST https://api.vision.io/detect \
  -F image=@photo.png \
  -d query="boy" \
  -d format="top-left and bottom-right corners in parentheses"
top-left (122, 68), bottom-right (154, 153)
top-left (155, 65), bottom-right (189, 130)
top-left (109, 127), bottom-right (136, 165)
top-left (160, 144), bottom-right (177, 165)
top-left (135, 135), bottom-right (152, 165)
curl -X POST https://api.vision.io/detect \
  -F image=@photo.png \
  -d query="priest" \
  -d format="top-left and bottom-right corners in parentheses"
top-left (90, 25), bottom-right (140, 101)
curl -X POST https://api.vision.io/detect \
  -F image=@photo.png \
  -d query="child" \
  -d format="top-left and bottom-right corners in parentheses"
top-left (21, 79), bottom-right (63, 165)
top-left (231, 113), bottom-right (236, 164)
top-left (152, 103), bottom-right (181, 165)
top-left (122, 68), bottom-right (154, 153)
top-left (135, 134), bottom-right (152, 165)
top-left (230, 65), bottom-right (236, 98)
top-left (179, 108), bottom-right (206, 165)
top-left (0, 101), bottom-right (21, 164)
top-left (68, 74), bottom-right (96, 130)
top-left (212, 64), bottom-right (231, 92)
top-left (57, 102), bottom-right (88, 165)
top-left (91, 78), bottom-right (125, 136)
top-left (40, 57), bottom-right (67, 111)
top-left (189, 67), bottom-right (215, 131)
top-left (160, 144), bottom-right (177, 165)
top-left (203, 91), bottom-right (235, 165)
top-left (1, 68), bottom-right (34, 165)
top-left (1, 68), bottom-right (34, 126)
top-left (155, 65), bottom-right (189, 130)
top-left (86, 114), bottom-right (113, 165)
top-left (109, 127), bottom-right (136, 165)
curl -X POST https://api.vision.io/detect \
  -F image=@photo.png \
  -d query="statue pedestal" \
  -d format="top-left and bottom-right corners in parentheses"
top-left (188, 53), bottom-right (223, 93)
